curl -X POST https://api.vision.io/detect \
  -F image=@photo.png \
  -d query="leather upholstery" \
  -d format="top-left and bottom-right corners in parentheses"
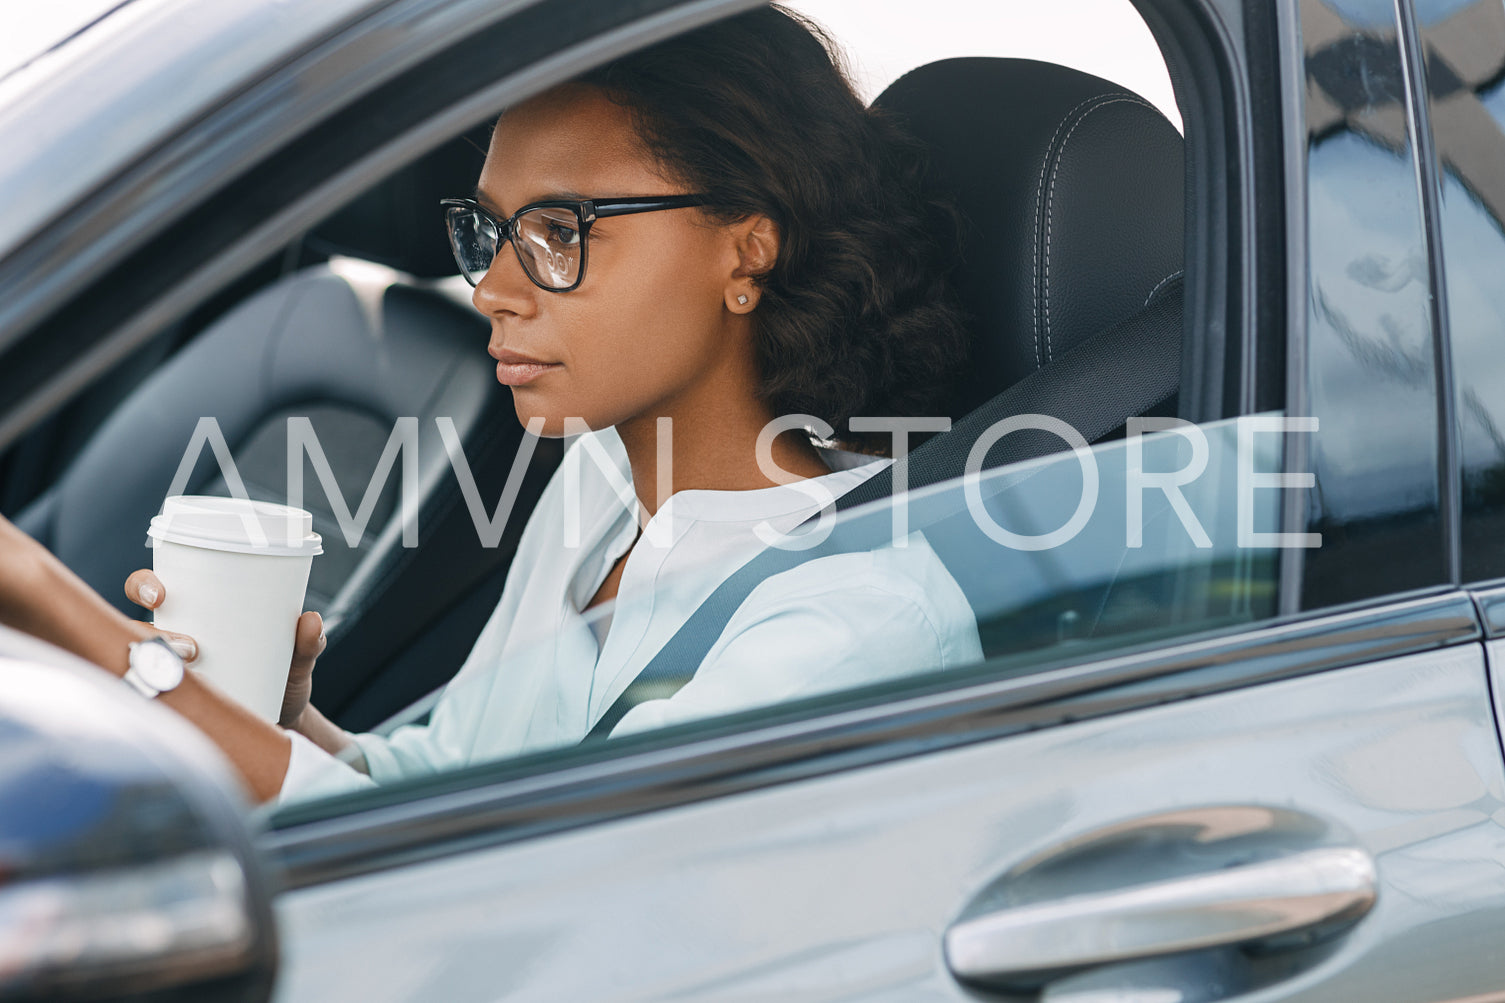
top-left (874, 58), bottom-right (1185, 418)
top-left (18, 264), bottom-right (491, 613)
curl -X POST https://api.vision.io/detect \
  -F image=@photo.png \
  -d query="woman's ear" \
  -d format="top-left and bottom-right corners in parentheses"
top-left (726, 214), bottom-right (779, 313)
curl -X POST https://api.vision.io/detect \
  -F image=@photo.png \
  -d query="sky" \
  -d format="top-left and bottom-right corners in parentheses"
top-left (788, 0), bottom-right (1181, 129)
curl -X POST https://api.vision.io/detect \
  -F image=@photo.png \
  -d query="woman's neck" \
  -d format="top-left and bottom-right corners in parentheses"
top-left (615, 405), bottom-right (830, 519)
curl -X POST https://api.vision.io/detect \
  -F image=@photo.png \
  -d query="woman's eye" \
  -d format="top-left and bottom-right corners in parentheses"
top-left (546, 222), bottom-right (580, 246)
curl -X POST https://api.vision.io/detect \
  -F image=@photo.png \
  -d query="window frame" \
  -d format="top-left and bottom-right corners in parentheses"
top-left (1397, 0), bottom-right (1464, 588)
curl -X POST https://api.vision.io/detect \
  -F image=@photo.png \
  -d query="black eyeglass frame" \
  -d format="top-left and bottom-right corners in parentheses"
top-left (440, 195), bottom-right (709, 292)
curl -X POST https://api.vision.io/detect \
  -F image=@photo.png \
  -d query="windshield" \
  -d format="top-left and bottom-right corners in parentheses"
top-left (0, 1), bottom-right (135, 83)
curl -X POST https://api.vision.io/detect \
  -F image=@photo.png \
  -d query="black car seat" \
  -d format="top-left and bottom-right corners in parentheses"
top-left (877, 58), bottom-right (1185, 421)
top-left (592, 59), bottom-right (1188, 731)
top-left (15, 131), bottom-right (560, 729)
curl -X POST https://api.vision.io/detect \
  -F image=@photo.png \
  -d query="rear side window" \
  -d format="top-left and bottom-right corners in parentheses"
top-left (1296, 0), bottom-right (1449, 607)
top-left (1415, 0), bottom-right (1505, 584)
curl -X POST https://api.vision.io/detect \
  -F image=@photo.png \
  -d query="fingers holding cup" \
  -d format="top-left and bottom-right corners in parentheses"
top-left (125, 569), bottom-right (197, 661)
top-left (159, 629), bottom-right (199, 663)
top-left (125, 568), bottom-right (165, 611)
top-left (279, 610), bottom-right (325, 728)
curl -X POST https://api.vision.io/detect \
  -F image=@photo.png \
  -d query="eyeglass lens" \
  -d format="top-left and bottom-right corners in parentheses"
top-left (446, 205), bottom-right (583, 289)
top-left (445, 207), bottom-right (498, 285)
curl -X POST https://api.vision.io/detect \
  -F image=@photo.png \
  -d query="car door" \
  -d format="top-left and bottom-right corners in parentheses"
top-left (256, 1), bottom-right (1505, 1000)
top-left (268, 644), bottom-right (1503, 1002)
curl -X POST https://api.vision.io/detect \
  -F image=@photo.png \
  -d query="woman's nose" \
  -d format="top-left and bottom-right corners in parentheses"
top-left (471, 243), bottom-right (539, 318)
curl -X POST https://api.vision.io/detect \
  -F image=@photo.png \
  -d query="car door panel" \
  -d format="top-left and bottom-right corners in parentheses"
top-left (270, 641), bottom-right (1505, 1002)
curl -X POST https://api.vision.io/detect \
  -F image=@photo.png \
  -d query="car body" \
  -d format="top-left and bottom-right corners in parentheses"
top-left (3, 0), bottom-right (1505, 1000)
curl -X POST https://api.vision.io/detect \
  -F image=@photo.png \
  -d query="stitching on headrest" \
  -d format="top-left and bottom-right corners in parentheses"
top-left (1143, 269), bottom-right (1185, 307)
top-left (1036, 94), bottom-right (1157, 366)
top-left (1031, 95), bottom-right (1114, 371)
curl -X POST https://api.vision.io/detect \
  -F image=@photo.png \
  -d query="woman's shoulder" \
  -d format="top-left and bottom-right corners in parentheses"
top-left (729, 532), bottom-right (979, 650)
top-left (761, 533), bottom-right (961, 595)
top-left (664, 531), bottom-right (982, 714)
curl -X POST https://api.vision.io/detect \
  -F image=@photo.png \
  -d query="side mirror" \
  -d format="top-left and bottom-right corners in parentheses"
top-left (0, 649), bottom-right (276, 1001)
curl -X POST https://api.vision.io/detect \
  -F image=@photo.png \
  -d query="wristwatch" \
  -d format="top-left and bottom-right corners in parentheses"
top-left (123, 636), bottom-right (186, 699)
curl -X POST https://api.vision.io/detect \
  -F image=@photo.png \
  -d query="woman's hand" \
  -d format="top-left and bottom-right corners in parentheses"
top-left (279, 609), bottom-right (326, 729)
top-left (124, 569), bottom-right (326, 728)
top-left (121, 569), bottom-right (200, 664)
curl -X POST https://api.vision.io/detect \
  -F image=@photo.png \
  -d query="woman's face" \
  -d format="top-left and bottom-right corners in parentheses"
top-left (471, 84), bottom-right (760, 438)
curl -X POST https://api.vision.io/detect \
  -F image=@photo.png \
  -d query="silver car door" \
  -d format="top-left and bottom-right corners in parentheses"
top-left (267, 597), bottom-right (1504, 1003)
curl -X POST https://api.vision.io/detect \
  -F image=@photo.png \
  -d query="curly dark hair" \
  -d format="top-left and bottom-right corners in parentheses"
top-left (576, 5), bottom-right (968, 451)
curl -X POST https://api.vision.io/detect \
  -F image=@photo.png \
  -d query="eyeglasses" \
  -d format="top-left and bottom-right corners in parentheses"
top-left (440, 195), bottom-right (709, 292)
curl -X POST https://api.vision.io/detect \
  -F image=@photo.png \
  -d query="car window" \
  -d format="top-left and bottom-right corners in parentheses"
top-left (232, 0), bottom-right (1305, 822)
top-left (0, 0), bottom-right (1308, 826)
top-left (1296, 0), bottom-right (1449, 607)
top-left (1412, 0), bottom-right (1505, 584)
top-left (270, 413), bottom-right (1287, 818)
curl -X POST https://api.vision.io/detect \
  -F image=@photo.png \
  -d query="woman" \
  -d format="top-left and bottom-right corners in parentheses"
top-left (0, 6), bottom-right (981, 804)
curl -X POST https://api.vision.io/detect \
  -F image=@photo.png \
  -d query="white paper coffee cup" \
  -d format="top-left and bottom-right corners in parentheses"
top-left (147, 495), bottom-right (323, 722)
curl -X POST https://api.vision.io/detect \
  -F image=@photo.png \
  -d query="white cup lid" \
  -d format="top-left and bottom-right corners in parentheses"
top-left (147, 495), bottom-right (323, 556)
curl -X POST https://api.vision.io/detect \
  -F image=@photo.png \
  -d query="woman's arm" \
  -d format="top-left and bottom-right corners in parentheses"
top-left (0, 517), bottom-right (294, 803)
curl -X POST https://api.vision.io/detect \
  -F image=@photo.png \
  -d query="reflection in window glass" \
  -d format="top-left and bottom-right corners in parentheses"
top-left (949, 418), bottom-right (1279, 659)
top-left (1300, 0), bottom-right (1445, 606)
top-left (1323, 0), bottom-right (1411, 28)
top-left (1422, 0), bottom-right (1505, 581)
top-left (1486, 80), bottom-right (1505, 122)
top-left (1412, 0), bottom-right (1483, 24)
top-left (272, 416), bottom-right (1283, 822)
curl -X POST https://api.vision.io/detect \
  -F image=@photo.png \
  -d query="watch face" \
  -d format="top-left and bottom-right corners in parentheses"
top-left (133, 639), bottom-right (185, 691)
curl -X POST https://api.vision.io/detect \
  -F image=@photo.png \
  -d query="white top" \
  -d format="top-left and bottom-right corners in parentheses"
top-left (280, 429), bottom-right (982, 804)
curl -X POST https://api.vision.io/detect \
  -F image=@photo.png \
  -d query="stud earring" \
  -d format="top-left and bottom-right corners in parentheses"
top-left (737, 294), bottom-right (749, 305)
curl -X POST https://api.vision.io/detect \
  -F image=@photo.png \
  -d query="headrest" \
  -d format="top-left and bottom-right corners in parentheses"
top-left (305, 123), bottom-right (492, 279)
top-left (875, 59), bottom-right (1184, 417)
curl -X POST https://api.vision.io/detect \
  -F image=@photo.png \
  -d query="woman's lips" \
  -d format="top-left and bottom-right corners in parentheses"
top-left (490, 348), bottom-right (562, 387)
top-left (495, 361), bottom-right (561, 386)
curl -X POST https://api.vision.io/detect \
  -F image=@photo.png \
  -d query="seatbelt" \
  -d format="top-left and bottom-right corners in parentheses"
top-left (583, 285), bottom-right (1184, 740)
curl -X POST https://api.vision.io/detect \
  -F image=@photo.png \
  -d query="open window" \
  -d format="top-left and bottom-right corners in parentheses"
top-left (0, 0), bottom-right (1285, 827)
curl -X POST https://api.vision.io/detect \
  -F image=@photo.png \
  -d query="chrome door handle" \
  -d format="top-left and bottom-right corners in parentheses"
top-left (945, 845), bottom-right (1376, 983)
